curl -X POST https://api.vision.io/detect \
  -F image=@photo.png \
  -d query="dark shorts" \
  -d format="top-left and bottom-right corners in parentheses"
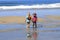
top-left (33, 21), bottom-right (36, 23)
top-left (27, 22), bottom-right (30, 24)
top-left (32, 22), bottom-right (37, 28)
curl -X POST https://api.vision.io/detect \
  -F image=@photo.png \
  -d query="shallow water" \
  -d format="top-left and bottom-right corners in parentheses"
top-left (0, 9), bottom-right (60, 17)
top-left (0, 24), bottom-right (60, 40)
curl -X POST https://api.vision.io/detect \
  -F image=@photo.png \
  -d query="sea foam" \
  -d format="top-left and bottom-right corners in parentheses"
top-left (0, 3), bottom-right (60, 10)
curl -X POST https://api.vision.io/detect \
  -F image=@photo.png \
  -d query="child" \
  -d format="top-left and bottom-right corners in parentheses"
top-left (32, 13), bottom-right (37, 28)
top-left (25, 12), bottom-right (31, 28)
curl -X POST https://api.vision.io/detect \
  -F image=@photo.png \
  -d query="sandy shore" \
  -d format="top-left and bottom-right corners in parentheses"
top-left (0, 16), bottom-right (60, 24)
top-left (46, 15), bottom-right (60, 20)
top-left (0, 16), bottom-right (44, 24)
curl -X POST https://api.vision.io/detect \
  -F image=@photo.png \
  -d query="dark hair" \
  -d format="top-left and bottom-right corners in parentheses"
top-left (33, 13), bottom-right (37, 15)
top-left (27, 17), bottom-right (31, 20)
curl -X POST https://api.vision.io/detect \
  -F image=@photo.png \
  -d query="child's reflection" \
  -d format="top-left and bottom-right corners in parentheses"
top-left (32, 28), bottom-right (38, 40)
top-left (26, 28), bottom-right (32, 40)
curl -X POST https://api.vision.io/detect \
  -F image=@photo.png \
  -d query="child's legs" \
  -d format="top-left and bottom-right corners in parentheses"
top-left (28, 24), bottom-right (30, 28)
top-left (35, 23), bottom-right (37, 28)
top-left (27, 22), bottom-right (30, 28)
top-left (33, 22), bottom-right (35, 27)
top-left (33, 22), bottom-right (37, 28)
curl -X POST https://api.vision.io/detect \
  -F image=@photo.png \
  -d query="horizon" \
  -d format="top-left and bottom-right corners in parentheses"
top-left (0, 0), bottom-right (60, 4)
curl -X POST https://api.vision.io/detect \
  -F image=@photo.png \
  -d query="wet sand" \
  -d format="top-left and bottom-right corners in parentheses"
top-left (0, 27), bottom-right (60, 40)
top-left (0, 24), bottom-right (60, 40)
top-left (0, 16), bottom-right (60, 40)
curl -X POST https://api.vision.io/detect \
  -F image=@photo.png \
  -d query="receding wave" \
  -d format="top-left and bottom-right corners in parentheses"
top-left (0, 3), bottom-right (60, 10)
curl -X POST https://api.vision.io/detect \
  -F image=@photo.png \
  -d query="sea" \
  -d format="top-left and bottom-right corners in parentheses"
top-left (0, 0), bottom-right (60, 16)
top-left (0, 0), bottom-right (60, 6)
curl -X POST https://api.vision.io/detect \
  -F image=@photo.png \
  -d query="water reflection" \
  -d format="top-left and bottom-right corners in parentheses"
top-left (26, 28), bottom-right (32, 40)
top-left (32, 28), bottom-right (38, 40)
top-left (26, 28), bottom-right (38, 40)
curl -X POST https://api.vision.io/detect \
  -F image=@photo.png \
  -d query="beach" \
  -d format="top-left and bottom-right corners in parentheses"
top-left (0, 9), bottom-right (60, 40)
top-left (0, 0), bottom-right (60, 40)
top-left (0, 16), bottom-right (43, 24)
top-left (0, 24), bottom-right (60, 40)
top-left (0, 15), bottom-right (60, 28)
top-left (0, 9), bottom-right (60, 24)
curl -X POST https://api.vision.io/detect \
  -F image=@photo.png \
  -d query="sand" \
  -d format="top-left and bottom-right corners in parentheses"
top-left (0, 16), bottom-right (60, 24)
top-left (46, 15), bottom-right (60, 20)
top-left (0, 16), bottom-right (44, 24)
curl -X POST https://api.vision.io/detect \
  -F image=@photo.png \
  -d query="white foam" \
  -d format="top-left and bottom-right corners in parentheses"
top-left (0, 3), bottom-right (60, 10)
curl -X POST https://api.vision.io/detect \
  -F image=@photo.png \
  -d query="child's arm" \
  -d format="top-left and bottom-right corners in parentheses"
top-left (30, 16), bottom-right (32, 20)
top-left (25, 17), bottom-right (26, 22)
top-left (25, 19), bottom-right (26, 22)
top-left (36, 17), bottom-right (38, 22)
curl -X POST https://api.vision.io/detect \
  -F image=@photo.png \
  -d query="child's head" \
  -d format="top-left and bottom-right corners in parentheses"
top-left (27, 12), bottom-right (30, 17)
top-left (33, 13), bottom-right (37, 17)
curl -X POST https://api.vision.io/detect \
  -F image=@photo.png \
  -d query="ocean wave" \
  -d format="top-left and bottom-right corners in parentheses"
top-left (0, 3), bottom-right (60, 10)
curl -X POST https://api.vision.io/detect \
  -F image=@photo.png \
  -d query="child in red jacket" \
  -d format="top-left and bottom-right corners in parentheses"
top-left (32, 13), bottom-right (37, 28)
